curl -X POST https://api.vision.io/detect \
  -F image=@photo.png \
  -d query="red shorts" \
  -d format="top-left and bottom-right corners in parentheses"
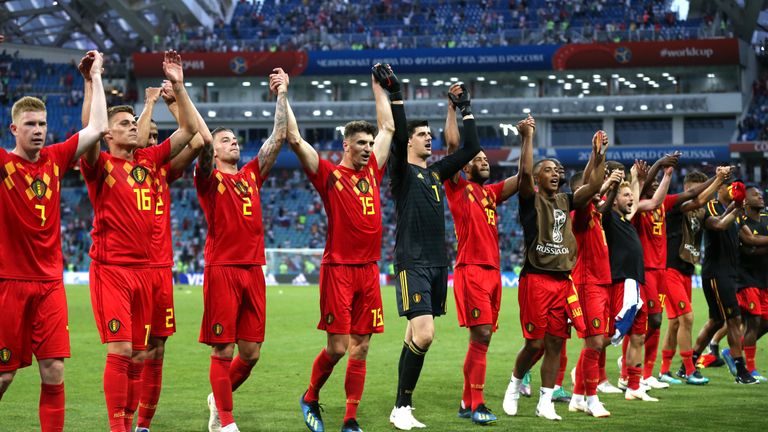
top-left (0, 279), bottom-right (70, 372)
top-left (737, 287), bottom-right (768, 319)
top-left (611, 280), bottom-right (647, 335)
top-left (643, 268), bottom-right (665, 315)
top-left (200, 265), bottom-right (266, 345)
top-left (148, 267), bottom-right (176, 337)
top-left (318, 263), bottom-right (384, 335)
top-left (90, 262), bottom-right (154, 351)
top-left (518, 273), bottom-right (570, 340)
top-left (454, 264), bottom-right (502, 330)
top-left (664, 268), bottom-right (692, 320)
top-left (575, 283), bottom-right (612, 338)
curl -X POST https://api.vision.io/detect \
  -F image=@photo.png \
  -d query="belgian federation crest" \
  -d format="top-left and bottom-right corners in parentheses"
top-left (357, 178), bottom-right (370, 194)
top-left (679, 301), bottom-right (686, 311)
top-left (412, 293), bottom-right (422, 304)
top-left (31, 178), bottom-right (47, 199)
top-left (213, 323), bottom-right (224, 336)
top-left (131, 166), bottom-right (148, 184)
top-left (525, 322), bottom-right (535, 333)
top-left (235, 180), bottom-right (249, 195)
top-left (325, 313), bottom-right (334, 325)
top-left (108, 319), bottom-right (121, 334)
top-left (0, 347), bottom-right (10, 363)
top-left (592, 318), bottom-right (601, 329)
top-left (471, 308), bottom-right (481, 319)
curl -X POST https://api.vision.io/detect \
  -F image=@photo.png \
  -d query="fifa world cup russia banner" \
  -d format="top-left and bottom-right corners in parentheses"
top-left (132, 51), bottom-right (310, 77)
top-left (538, 144), bottom-right (729, 165)
top-left (552, 38), bottom-right (739, 70)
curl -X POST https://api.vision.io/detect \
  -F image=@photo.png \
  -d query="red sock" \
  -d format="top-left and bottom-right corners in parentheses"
top-left (210, 356), bottom-right (235, 427)
top-left (660, 349), bottom-right (675, 374)
top-left (744, 345), bottom-right (757, 372)
top-left (627, 366), bottom-right (642, 391)
top-left (462, 344), bottom-right (472, 408)
top-left (305, 349), bottom-right (340, 402)
top-left (467, 341), bottom-right (488, 411)
top-left (621, 337), bottom-right (629, 378)
top-left (556, 345), bottom-right (567, 387)
top-left (104, 353), bottom-right (130, 432)
top-left (681, 350), bottom-right (696, 376)
top-left (573, 350), bottom-right (585, 395)
top-left (124, 361), bottom-right (144, 430)
top-left (39, 383), bottom-right (65, 432)
top-left (583, 348), bottom-right (601, 396)
top-left (643, 328), bottom-right (660, 379)
top-left (137, 359), bottom-right (163, 428)
top-left (344, 358), bottom-right (366, 422)
top-left (229, 355), bottom-right (255, 392)
top-left (598, 348), bottom-right (607, 382)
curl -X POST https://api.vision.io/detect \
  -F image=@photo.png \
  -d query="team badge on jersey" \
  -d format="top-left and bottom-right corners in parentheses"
top-left (31, 178), bottom-right (47, 199)
top-left (525, 322), bottom-right (535, 333)
top-left (431, 172), bottom-right (440, 182)
top-left (0, 347), bottom-right (10, 363)
top-left (235, 180), bottom-right (249, 195)
top-left (325, 313), bottom-right (334, 324)
top-left (592, 318), bottom-right (601, 329)
top-left (213, 323), bottom-right (224, 336)
top-left (648, 299), bottom-right (655, 308)
top-left (750, 301), bottom-right (756, 311)
top-left (471, 308), bottom-right (481, 319)
top-left (357, 178), bottom-right (370, 194)
top-left (108, 319), bottom-right (121, 334)
top-left (679, 301), bottom-right (686, 311)
top-left (412, 293), bottom-right (422, 304)
top-left (131, 166), bottom-right (148, 184)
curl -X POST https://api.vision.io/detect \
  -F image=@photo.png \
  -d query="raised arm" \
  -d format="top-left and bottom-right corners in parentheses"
top-left (517, 114), bottom-right (536, 199)
top-left (371, 66), bottom-right (394, 169)
top-left (432, 84), bottom-right (481, 180)
top-left (499, 116), bottom-right (535, 202)
top-left (636, 166), bottom-right (673, 212)
top-left (163, 50), bottom-right (197, 161)
top-left (283, 73), bottom-right (319, 174)
top-left (704, 202), bottom-right (740, 231)
top-left (160, 80), bottom-right (213, 175)
top-left (640, 152), bottom-right (680, 197)
top-left (573, 130), bottom-right (608, 208)
top-left (256, 68), bottom-right (289, 179)
top-left (597, 169), bottom-right (624, 214)
top-left (444, 84), bottom-right (462, 182)
top-left (372, 64), bottom-right (406, 176)
top-left (679, 166), bottom-right (731, 212)
top-left (77, 51), bottom-right (107, 166)
top-left (136, 86), bottom-right (161, 148)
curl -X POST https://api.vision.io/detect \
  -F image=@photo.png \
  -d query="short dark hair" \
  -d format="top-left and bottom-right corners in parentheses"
top-left (107, 105), bottom-right (135, 124)
top-left (407, 120), bottom-right (429, 138)
top-left (211, 127), bottom-right (233, 141)
top-left (533, 158), bottom-right (559, 176)
top-left (683, 170), bottom-right (708, 185)
top-left (343, 120), bottom-right (376, 139)
top-left (605, 161), bottom-right (625, 173)
top-left (570, 170), bottom-right (584, 191)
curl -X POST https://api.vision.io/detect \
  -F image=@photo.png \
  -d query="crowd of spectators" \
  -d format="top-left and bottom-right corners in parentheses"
top-left (149, 0), bottom-right (726, 54)
top-left (738, 75), bottom-right (768, 142)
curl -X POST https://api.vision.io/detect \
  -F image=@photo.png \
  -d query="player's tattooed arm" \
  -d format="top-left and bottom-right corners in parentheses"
top-left (574, 130), bottom-right (607, 208)
top-left (136, 86), bottom-right (161, 148)
top-left (77, 50), bottom-right (108, 166)
top-left (371, 66), bottom-right (395, 170)
top-left (197, 136), bottom-right (215, 179)
top-left (164, 50), bottom-right (198, 161)
top-left (257, 68), bottom-right (289, 179)
top-left (680, 166), bottom-right (732, 212)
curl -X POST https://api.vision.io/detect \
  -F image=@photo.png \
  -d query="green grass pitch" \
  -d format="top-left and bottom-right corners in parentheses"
top-left (0, 284), bottom-right (765, 431)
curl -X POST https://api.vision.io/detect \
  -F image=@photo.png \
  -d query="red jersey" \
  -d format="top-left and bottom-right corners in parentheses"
top-left (571, 201), bottom-right (612, 285)
top-left (633, 194), bottom-right (678, 270)
top-left (445, 176), bottom-right (505, 269)
top-left (149, 163), bottom-right (182, 267)
top-left (308, 155), bottom-right (385, 264)
top-left (0, 134), bottom-right (78, 280)
top-left (195, 158), bottom-right (266, 266)
top-left (82, 139), bottom-right (170, 266)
